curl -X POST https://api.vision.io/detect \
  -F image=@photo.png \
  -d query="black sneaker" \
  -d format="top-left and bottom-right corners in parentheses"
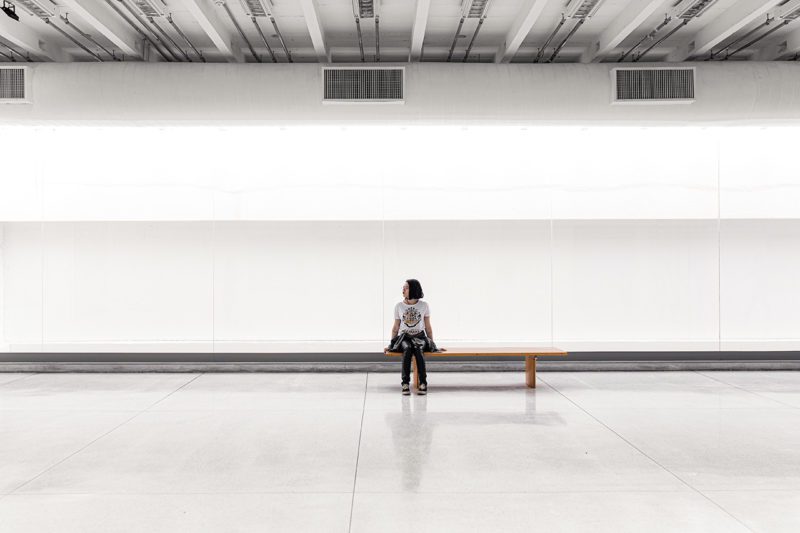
top-left (418, 383), bottom-right (427, 395)
top-left (401, 383), bottom-right (411, 395)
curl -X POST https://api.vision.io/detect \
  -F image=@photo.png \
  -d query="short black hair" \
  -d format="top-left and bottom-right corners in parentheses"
top-left (406, 279), bottom-right (424, 300)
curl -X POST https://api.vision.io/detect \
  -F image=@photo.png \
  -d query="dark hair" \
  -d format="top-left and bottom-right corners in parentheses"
top-left (406, 279), bottom-right (424, 300)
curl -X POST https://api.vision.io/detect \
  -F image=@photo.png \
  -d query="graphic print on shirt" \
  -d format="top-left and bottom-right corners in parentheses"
top-left (402, 307), bottom-right (422, 330)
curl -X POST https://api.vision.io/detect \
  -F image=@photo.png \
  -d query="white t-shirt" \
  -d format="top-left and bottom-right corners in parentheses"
top-left (394, 300), bottom-right (430, 335)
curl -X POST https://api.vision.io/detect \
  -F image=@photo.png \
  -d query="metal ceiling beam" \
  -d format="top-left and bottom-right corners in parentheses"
top-left (0, 10), bottom-right (54, 60)
top-left (409, 0), bottom-right (430, 61)
top-left (176, 0), bottom-right (243, 62)
top-left (60, 0), bottom-right (140, 58)
top-left (300, 0), bottom-right (329, 63)
top-left (582, 0), bottom-right (667, 62)
top-left (495, 0), bottom-right (548, 63)
top-left (669, 0), bottom-right (783, 61)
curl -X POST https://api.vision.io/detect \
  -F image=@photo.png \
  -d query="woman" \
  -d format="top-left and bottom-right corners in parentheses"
top-left (384, 279), bottom-right (443, 395)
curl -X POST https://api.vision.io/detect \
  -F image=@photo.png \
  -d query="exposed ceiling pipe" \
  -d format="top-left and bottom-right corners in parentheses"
top-left (375, 15), bottom-right (380, 62)
top-left (618, 16), bottom-right (670, 62)
top-left (219, 1), bottom-right (261, 62)
top-left (250, 16), bottom-right (277, 62)
top-left (727, 19), bottom-right (790, 59)
top-left (118, 0), bottom-right (179, 61)
top-left (149, 16), bottom-right (191, 61)
top-left (707, 17), bottom-right (771, 60)
top-left (462, 17), bottom-right (485, 62)
top-left (61, 13), bottom-right (119, 60)
top-left (266, 12), bottom-right (292, 62)
top-left (355, 15), bottom-right (365, 61)
top-left (168, 13), bottom-right (204, 62)
top-left (4, 43), bottom-right (32, 62)
top-left (633, 18), bottom-right (689, 61)
top-left (534, 15), bottom-right (566, 63)
top-left (547, 17), bottom-right (585, 62)
top-left (446, 16), bottom-right (466, 62)
top-left (44, 17), bottom-right (104, 61)
top-left (105, 0), bottom-right (170, 61)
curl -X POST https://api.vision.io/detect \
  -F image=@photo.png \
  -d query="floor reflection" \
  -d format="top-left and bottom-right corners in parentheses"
top-left (384, 387), bottom-right (565, 490)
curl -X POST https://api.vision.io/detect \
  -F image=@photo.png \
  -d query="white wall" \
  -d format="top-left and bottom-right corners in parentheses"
top-left (1, 62), bottom-right (800, 124)
top-left (2, 124), bottom-right (800, 354)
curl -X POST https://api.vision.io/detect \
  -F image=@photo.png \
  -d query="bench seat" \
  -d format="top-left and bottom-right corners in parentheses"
top-left (386, 347), bottom-right (567, 389)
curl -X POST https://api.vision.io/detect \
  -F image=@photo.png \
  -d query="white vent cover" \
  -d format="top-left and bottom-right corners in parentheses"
top-left (613, 68), bottom-right (695, 103)
top-left (0, 67), bottom-right (27, 102)
top-left (323, 67), bottom-right (404, 102)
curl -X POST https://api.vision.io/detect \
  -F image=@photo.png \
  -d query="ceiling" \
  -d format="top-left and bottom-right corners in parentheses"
top-left (0, 0), bottom-right (798, 64)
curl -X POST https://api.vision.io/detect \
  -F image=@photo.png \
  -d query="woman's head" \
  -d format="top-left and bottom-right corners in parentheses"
top-left (403, 279), bottom-right (424, 300)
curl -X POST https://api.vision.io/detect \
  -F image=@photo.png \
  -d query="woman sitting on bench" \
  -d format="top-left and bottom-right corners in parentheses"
top-left (384, 279), bottom-right (443, 395)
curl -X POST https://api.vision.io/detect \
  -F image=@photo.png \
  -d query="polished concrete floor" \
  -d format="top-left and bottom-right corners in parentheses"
top-left (0, 370), bottom-right (799, 533)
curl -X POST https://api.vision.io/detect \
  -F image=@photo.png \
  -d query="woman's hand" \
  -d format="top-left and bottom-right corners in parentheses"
top-left (383, 347), bottom-right (389, 354)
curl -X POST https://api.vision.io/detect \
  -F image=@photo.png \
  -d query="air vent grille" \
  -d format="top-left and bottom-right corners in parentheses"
top-left (0, 68), bottom-right (25, 100)
top-left (323, 68), bottom-right (403, 102)
top-left (615, 68), bottom-right (694, 101)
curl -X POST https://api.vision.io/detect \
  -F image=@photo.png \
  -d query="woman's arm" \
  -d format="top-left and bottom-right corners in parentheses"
top-left (424, 316), bottom-right (433, 340)
top-left (384, 319), bottom-right (402, 353)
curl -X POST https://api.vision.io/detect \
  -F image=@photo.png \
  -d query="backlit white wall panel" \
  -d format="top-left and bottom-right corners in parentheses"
top-left (212, 222), bottom-right (384, 353)
top-left (211, 128), bottom-right (383, 221)
top-left (0, 128), bottom-right (42, 222)
top-left (39, 222), bottom-right (214, 352)
top-left (552, 221), bottom-right (720, 351)
top-left (381, 128), bottom-right (553, 220)
top-left (41, 128), bottom-right (215, 222)
top-left (383, 221), bottom-right (552, 346)
top-left (720, 220), bottom-right (800, 350)
top-left (2, 223), bottom-right (42, 352)
top-left (719, 128), bottom-right (800, 219)
top-left (553, 129), bottom-right (720, 220)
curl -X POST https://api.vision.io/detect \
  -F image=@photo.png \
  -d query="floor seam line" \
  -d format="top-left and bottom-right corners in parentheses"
top-left (693, 370), bottom-right (798, 410)
top-left (0, 373), bottom-right (41, 387)
top-left (6, 372), bottom-right (205, 496)
top-left (537, 375), bottom-right (757, 533)
top-left (348, 372), bottom-right (368, 533)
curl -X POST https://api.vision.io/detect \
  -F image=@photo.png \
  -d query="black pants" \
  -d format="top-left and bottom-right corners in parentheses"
top-left (400, 336), bottom-right (427, 385)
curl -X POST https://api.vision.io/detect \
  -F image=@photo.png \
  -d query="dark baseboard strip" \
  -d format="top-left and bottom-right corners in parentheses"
top-left (2, 351), bottom-right (800, 364)
top-left (1, 360), bottom-right (799, 373)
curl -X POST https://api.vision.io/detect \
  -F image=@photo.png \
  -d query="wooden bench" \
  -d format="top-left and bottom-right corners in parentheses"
top-left (386, 347), bottom-right (567, 389)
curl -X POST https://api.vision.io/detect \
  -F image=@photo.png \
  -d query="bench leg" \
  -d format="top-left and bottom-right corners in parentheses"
top-left (525, 356), bottom-right (537, 388)
top-left (412, 357), bottom-right (420, 390)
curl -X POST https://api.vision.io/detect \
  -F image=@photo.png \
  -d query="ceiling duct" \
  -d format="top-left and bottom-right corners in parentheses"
top-left (564, 0), bottom-right (605, 19)
top-left (129, 0), bottom-right (166, 18)
top-left (12, 0), bottom-right (55, 18)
